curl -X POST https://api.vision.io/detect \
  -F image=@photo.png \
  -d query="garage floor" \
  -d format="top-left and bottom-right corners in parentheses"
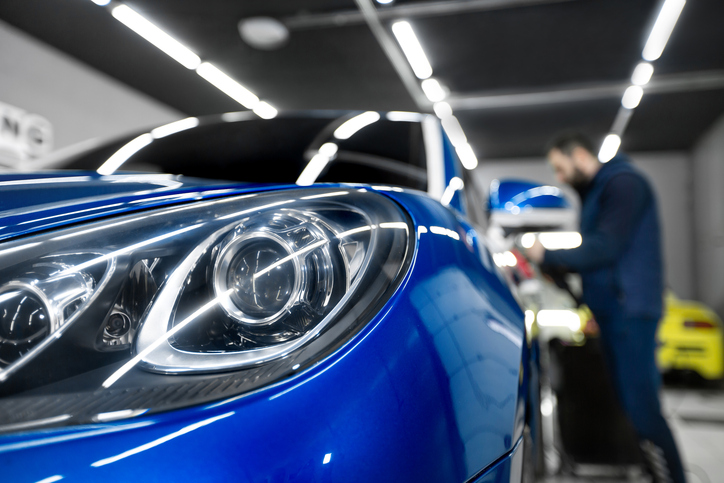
top-left (542, 383), bottom-right (724, 483)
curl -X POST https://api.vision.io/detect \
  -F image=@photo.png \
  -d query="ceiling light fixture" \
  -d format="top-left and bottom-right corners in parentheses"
top-left (238, 17), bottom-right (290, 51)
top-left (90, 0), bottom-right (111, 5)
top-left (433, 101), bottom-right (453, 119)
top-left (391, 21), bottom-right (433, 80)
top-left (600, 1), bottom-right (684, 166)
top-left (196, 63), bottom-right (260, 109)
top-left (455, 143), bottom-right (478, 170)
top-left (621, 85), bottom-right (644, 109)
top-left (631, 62), bottom-right (654, 86)
top-left (421, 78), bottom-right (446, 102)
top-left (111, 5), bottom-right (201, 70)
top-left (440, 116), bottom-right (467, 146)
top-left (642, 0), bottom-right (686, 61)
top-left (598, 134), bottom-right (621, 163)
top-left (252, 101), bottom-right (278, 119)
top-left (107, 4), bottom-right (276, 119)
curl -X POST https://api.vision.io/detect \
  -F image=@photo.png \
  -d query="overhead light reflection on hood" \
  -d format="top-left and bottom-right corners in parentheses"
top-left (90, 412), bottom-right (235, 467)
top-left (150, 117), bottom-right (199, 139)
top-left (333, 112), bottom-right (380, 140)
top-left (97, 134), bottom-right (154, 175)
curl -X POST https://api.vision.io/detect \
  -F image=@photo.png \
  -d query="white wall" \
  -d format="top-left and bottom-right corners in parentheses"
top-left (473, 152), bottom-right (695, 300)
top-left (692, 114), bottom-right (724, 318)
top-left (0, 19), bottom-right (183, 164)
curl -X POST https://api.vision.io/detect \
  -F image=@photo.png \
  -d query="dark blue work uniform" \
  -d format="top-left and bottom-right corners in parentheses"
top-left (543, 155), bottom-right (686, 483)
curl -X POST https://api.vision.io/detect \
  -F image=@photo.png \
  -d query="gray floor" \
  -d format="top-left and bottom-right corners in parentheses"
top-left (541, 384), bottom-right (724, 483)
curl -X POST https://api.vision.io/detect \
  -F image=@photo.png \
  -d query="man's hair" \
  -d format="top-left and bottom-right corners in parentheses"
top-left (546, 131), bottom-right (595, 156)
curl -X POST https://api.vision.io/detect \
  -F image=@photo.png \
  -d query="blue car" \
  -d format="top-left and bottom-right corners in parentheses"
top-left (0, 112), bottom-right (535, 482)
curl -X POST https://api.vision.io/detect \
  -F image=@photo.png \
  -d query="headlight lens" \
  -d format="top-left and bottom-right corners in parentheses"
top-left (0, 188), bottom-right (412, 431)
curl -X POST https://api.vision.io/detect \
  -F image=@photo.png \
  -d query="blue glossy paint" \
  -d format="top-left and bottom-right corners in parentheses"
top-left (0, 172), bottom-right (288, 242)
top-left (440, 128), bottom-right (466, 214)
top-left (0, 187), bottom-right (528, 482)
top-left (470, 437), bottom-right (523, 483)
top-left (489, 179), bottom-right (570, 213)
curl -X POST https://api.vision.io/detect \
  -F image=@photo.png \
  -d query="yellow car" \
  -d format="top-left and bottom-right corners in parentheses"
top-left (657, 292), bottom-right (724, 380)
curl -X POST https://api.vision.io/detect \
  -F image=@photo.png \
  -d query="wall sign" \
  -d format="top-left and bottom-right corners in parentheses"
top-left (0, 101), bottom-right (54, 167)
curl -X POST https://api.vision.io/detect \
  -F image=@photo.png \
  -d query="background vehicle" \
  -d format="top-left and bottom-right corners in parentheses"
top-left (0, 112), bottom-right (535, 482)
top-left (658, 291), bottom-right (724, 381)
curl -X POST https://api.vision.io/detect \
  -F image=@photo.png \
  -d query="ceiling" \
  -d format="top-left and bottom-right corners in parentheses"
top-left (1, 0), bottom-right (723, 159)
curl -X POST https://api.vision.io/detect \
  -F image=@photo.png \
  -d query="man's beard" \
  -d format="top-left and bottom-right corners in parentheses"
top-left (567, 167), bottom-right (590, 191)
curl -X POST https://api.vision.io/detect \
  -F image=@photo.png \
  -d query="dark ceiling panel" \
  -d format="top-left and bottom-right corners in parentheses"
top-left (457, 98), bottom-right (620, 159)
top-left (413, 0), bottom-right (658, 93)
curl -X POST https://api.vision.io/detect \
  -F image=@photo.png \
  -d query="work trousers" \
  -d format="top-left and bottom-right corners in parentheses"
top-left (596, 313), bottom-right (687, 483)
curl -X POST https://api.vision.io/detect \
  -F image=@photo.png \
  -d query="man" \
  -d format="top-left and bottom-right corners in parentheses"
top-left (527, 132), bottom-right (686, 483)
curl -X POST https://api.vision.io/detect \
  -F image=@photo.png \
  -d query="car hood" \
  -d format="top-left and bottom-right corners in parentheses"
top-left (0, 172), bottom-right (288, 242)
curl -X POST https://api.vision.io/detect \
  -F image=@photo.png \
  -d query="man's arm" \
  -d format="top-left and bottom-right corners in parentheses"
top-left (541, 173), bottom-right (650, 272)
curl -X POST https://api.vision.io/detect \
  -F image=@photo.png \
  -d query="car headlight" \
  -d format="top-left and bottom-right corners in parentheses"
top-left (0, 188), bottom-right (412, 431)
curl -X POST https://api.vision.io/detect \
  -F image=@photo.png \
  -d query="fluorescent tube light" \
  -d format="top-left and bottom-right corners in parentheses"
top-left (391, 21), bottom-right (433, 80)
top-left (91, 0), bottom-right (111, 5)
top-left (151, 117), bottom-right (199, 139)
top-left (598, 134), bottom-right (621, 162)
top-left (421, 78), bottom-right (446, 102)
top-left (111, 5), bottom-right (201, 70)
top-left (631, 62), bottom-right (654, 86)
top-left (441, 115), bottom-right (466, 146)
top-left (621, 85), bottom-right (644, 109)
top-left (433, 101), bottom-right (453, 119)
top-left (455, 143), bottom-right (478, 170)
top-left (642, 0), bottom-right (686, 61)
top-left (252, 101), bottom-right (278, 119)
top-left (333, 112), bottom-right (380, 140)
top-left (196, 63), bottom-right (260, 109)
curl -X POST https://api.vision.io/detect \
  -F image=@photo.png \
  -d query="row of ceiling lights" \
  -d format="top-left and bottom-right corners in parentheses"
top-left (90, 0), bottom-right (278, 120)
top-left (385, 0), bottom-right (687, 168)
top-left (390, 20), bottom-right (478, 170)
top-left (92, 0), bottom-right (478, 173)
top-left (598, 0), bottom-right (686, 162)
top-left (90, 0), bottom-right (478, 171)
top-left (91, 0), bottom-right (683, 169)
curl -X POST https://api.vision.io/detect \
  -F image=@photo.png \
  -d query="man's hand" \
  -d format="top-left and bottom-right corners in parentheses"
top-left (526, 239), bottom-right (545, 265)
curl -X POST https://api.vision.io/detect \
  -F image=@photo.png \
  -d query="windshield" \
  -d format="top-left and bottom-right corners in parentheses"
top-left (56, 112), bottom-right (428, 191)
